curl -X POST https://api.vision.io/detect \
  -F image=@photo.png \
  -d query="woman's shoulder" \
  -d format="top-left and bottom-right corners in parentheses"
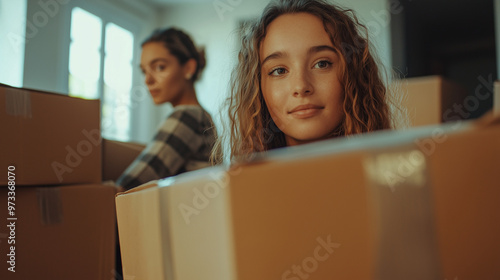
top-left (170, 104), bottom-right (206, 116)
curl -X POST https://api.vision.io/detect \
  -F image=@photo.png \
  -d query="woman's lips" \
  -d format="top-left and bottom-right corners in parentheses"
top-left (288, 104), bottom-right (324, 118)
top-left (149, 89), bottom-right (160, 97)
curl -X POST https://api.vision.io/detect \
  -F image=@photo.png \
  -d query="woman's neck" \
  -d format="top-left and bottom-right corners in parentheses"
top-left (172, 84), bottom-right (199, 107)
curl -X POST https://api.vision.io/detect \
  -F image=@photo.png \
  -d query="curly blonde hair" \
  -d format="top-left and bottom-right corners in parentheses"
top-left (212, 0), bottom-right (403, 163)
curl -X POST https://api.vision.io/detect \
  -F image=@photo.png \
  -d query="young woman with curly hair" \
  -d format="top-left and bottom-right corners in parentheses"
top-left (213, 0), bottom-right (404, 163)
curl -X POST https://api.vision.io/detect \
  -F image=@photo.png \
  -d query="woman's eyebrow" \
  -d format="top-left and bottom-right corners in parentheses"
top-left (261, 51), bottom-right (287, 66)
top-left (148, 58), bottom-right (168, 65)
top-left (308, 45), bottom-right (336, 55)
top-left (139, 57), bottom-right (168, 71)
top-left (262, 45), bottom-right (336, 66)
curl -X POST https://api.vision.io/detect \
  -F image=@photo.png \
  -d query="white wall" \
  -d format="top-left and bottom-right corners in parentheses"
top-left (23, 0), bottom-right (71, 93)
top-left (158, 0), bottom-right (393, 132)
top-left (0, 0), bottom-right (27, 87)
top-left (158, 0), bottom-right (269, 130)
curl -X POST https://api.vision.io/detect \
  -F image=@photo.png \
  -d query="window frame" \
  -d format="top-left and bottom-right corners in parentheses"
top-left (64, 1), bottom-right (144, 141)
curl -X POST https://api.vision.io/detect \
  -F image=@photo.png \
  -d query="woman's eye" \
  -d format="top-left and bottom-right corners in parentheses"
top-left (154, 64), bottom-right (166, 72)
top-left (314, 60), bottom-right (332, 69)
top-left (269, 67), bottom-right (287, 76)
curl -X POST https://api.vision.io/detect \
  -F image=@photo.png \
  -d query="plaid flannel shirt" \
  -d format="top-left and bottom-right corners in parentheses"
top-left (116, 105), bottom-right (216, 190)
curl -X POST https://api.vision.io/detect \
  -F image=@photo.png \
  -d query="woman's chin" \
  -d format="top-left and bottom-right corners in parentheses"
top-left (151, 97), bottom-right (167, 105)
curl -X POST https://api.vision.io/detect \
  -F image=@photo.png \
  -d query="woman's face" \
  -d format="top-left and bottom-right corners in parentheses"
top-left (260, 13), bottom-right (344, 146)
top-left (140, 42), bottom-right (189, 105)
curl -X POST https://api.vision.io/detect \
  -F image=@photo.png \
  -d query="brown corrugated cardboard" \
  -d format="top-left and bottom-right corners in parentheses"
top-left (0, 84), bottom-right (101, 185)
top-left (427, 116), bottom-right (500, 279)
top-left (397, 76), bottom-right (468, 127)
top-left (495, 81), bottom-right (500, 114)
top-left (116, 114), bottom-right (500, 280)
top-left (102, 139), bottom-right (145, 182)
top-left (0, 183), bottom-right (117, 279)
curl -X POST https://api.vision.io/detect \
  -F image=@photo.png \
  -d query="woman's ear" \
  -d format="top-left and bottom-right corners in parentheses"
top-left (183, 58), bottom-right (197, 80)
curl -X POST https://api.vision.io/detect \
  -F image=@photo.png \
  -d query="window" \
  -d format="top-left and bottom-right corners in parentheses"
top-left (69, 7), bottom-right (134, 141)
top-left (0, 0), bottom-right (27, 87)
top-left (69, 8), bottom-right (101, 99)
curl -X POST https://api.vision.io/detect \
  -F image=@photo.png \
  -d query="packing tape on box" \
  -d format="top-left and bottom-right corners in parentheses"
top-left (5, 88), bottom-right (32, 118)
top-left (37, 188), bottom-right (63, 225)
top-left (363, 146), bottom-right (442, 280)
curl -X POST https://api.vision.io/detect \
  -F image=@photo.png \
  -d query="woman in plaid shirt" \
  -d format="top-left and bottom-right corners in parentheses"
top-left (117, 28), bottom-right (217, 190)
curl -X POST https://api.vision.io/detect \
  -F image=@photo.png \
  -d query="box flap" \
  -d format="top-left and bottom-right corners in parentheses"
top-left (239, 118), bottom-right (472, 167)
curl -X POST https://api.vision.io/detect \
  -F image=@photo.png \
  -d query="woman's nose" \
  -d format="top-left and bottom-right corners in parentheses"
top-left (292, 69), bottom-right (313, 96)
top-left (144, 72), bottom-right (155, 85)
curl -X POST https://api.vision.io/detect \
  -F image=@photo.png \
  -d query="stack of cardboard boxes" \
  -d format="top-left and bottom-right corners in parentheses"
top-left (115, 76), bottom-right (500, 279)
top-left (116, 112), bottom-right (500, 280)
top-left (0, 84), bottom-right (118, 279)
top-left (3, 75), bottom-right (499, 279)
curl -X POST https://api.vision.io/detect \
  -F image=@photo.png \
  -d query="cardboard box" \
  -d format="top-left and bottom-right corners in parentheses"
top-left (495, 81), bottom-right (500, 114)
top-left (0, 84), bottom-right (101, 186)
top-left (102, 139), bottom-right (145, 182)
top-left (116, 114), bottom-right (500, 279)
top-left (396, 76), bottom-right (468, 127)
top-left (0, 183), bottom-right (117, 279)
